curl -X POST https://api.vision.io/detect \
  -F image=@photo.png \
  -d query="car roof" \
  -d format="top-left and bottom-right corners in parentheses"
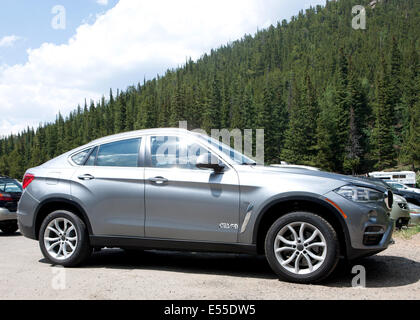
top-left (88, 128), bottom-right (192, 146)
top-left (66, 128), bottom-right (210, 158)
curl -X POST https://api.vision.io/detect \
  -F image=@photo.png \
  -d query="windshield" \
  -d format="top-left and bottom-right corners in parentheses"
top-left (197, 134), bottom-right (257, 165)
top-left (0, 179), bottom-right (22, 193)
top-left (382, 181), bottom-right (398, 192)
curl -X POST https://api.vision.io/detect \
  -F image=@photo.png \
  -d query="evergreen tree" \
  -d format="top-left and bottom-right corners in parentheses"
top-left (401, 98), bottom-right (420, 171)
top-left (372, 56), bottom-right (396, 170)
top-left (334, 49), bottom-right (350, 171)
top-left (281, 74), bottom-right (318, 165)
top-left (202, 75), bottom-right (221, 133)
top-left (1, 0), bottom-right (419, 178)
top-left (343, 60), bottom-right (366, 174)
top-left (169, 79), bottom-right (185, 127)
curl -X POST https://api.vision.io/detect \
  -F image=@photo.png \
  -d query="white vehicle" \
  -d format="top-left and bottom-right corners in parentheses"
top-left (386, 181), bottom-right (420, 194)
top-left (368, 171), bottom-right (416, 187)
top-left (391, 194), bottom-right (411, 229)
top-left (408, 203), bottom-right (420, 225)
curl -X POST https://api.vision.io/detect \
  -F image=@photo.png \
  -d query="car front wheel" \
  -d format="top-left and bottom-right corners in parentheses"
top-left (39, 210), bottom-right (92, 267)
top-left (265, 212), bottom-right (339, 283)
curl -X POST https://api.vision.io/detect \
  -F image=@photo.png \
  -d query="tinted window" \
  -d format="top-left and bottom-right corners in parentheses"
top-left (85, 147), bottom-right (98, 166)
top-left (150, 136), bottom-right (210, 169)
top-left (71, 148), bottom-right (91, 165)
top-left (96, 139), bottom-right (141, 167)
top-left (0, 179), bottom-right (22, 193)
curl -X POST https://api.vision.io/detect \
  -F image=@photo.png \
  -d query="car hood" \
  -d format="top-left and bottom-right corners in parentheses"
top-left (394, 194), bottom-right (407, 203)
top-left (393, 188), bottom-right (420, 198)
top-left (236, 165), bottom-right (387, 192)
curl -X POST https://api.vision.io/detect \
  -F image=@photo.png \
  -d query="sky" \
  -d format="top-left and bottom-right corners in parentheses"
top-left (0, 0), bottom-right (326, 136)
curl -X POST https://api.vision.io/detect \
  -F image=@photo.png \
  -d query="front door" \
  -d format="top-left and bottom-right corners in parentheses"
top-left (144, 135), bottom-right (240, 243)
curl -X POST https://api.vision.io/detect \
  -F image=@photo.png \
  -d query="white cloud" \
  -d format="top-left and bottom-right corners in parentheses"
top-left (0, 0), bottom-right (326, 136)
top-left (0, 35), bottom-right (20, 48)
top-left (96, 0), bottom-right (109, 6)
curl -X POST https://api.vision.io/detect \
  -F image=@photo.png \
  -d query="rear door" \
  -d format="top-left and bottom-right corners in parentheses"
top-left (71, 138), bottom-right (145, 237)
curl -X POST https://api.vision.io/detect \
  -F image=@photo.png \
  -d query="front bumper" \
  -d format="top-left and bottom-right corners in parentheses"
top-left (324, 191), bottom-right (394, 260)
top-left (392, 206), bottom-right (410, 219)
top-left (0, 207), bottom-right (17, 222)
top-left (410, 213), bottom-right (420, 225)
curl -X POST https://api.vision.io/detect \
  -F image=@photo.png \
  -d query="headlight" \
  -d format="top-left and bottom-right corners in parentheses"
top-left (335, 185), bottom-right (384, 203)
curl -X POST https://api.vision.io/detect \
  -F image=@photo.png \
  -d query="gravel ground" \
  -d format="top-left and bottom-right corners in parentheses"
top-left (0, 232), bottom-right (419, 300)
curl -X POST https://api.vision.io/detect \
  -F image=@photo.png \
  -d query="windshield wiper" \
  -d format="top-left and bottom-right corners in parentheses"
top-left (241, 162), bottom-right (257, 166)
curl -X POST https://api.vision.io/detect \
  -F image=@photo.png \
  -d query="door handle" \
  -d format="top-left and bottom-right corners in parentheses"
top-left (78, 174), bottom-right (95, 181)
top-left (148, 176), bottom-right (168, 185)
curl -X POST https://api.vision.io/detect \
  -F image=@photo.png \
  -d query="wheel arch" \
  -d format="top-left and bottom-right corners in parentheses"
top-left (252, 195), bottom-right (350, 257)
top-left (33, 198), bottom-right (93, 240)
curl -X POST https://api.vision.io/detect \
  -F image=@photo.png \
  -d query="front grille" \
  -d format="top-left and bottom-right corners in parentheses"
top-left (363, 226), bottom-right (385, 246)
top-left (384, 190), bottom-right (393, 210)
top-left (365, 226), bottom-right (384, 233)
top-left (363, 234), bottom-right (383, 246)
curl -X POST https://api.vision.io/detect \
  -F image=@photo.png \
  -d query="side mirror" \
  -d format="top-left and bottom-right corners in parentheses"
top-left (196, 153), bottom-right (225, 173)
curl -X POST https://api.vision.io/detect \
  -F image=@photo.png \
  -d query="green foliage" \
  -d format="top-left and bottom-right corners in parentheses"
top-left (372, 55), bottom-right (397, 170)
top-left (0, 0), bottom-right (419, 178)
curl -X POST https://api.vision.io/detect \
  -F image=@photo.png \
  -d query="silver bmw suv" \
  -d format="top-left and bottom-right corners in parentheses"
top-left (18, 128), bottom-right (394, 283)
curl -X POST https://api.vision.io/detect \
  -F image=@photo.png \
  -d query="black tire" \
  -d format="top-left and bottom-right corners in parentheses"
top-left (0, 221), bottom-right (18, 235)
top-left (123, 248), bottom-right (144, 256)
top-left (395, 218), bottom-right (402, 230)
top-left (39, 210), bottom-right (92, 267)
top-left (264, 212), bottom-right (340, 284)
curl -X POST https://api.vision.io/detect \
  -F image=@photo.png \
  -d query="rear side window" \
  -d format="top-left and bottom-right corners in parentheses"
top-left (96, 138), bottom-right (141, 167)
top-left (71, 148), bottom-right (91, 165)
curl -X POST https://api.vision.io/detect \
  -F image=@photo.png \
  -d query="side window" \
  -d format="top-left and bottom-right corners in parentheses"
top-left (71, 148), bottom-right (91, 165)
top-left (96, 138), bottom-right (141, 167)
top-left (150, 136), bottom-right (179, 168)
top-left (183, 141), bottom-right (210, 169)
top-left (85, 147), bottom-right (98, 166)
top-left (150, 136), bottom-right (211, 169)
top-left (0, 180), bottom-right (22, 192)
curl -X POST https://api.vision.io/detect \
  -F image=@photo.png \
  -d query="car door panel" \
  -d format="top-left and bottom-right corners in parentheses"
top-left (71, 166), bottom-right (145, 237)
top-left (70, 138), bottom-right (145, 237)
top-left (144, 136), bottom-right (240, 243)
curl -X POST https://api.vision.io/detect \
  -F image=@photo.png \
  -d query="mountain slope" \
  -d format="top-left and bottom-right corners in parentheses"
top-left (0, 0), bottom-right (419, 178)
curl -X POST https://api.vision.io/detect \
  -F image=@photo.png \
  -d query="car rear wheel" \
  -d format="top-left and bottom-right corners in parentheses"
top-left (0, 221), bottom-right (18, 234)
top-left (265, 212), bottom-right (339, 283)
top-left (39, 210), bottom-right (92, 267)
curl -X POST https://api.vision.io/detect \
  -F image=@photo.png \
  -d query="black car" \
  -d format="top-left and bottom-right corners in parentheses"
top-left (362, 176), bottom-right (420, 207)
top-left (391, 188), bottom-right (420, 206)
top-left (0, 176), bottom-right (22, 234)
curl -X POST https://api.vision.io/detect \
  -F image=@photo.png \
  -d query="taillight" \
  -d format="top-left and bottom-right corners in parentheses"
top-left (22, 173), bottom-right (35, 189)
top-left (0, 193), bottom-right (13, 201)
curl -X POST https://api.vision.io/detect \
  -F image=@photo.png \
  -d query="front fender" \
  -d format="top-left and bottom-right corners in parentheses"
top-left (238, 192), bottom-right (350, 250)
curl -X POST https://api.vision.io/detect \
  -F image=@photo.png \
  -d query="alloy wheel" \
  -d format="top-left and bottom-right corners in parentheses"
top-left (274, 222), bottom-right (327, 275)
top-left (43, 218), bottom-right (78, 260)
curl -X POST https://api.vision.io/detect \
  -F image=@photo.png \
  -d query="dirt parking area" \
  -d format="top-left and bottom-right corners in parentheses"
top-left (0, 232), bottom-right (419, 300)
